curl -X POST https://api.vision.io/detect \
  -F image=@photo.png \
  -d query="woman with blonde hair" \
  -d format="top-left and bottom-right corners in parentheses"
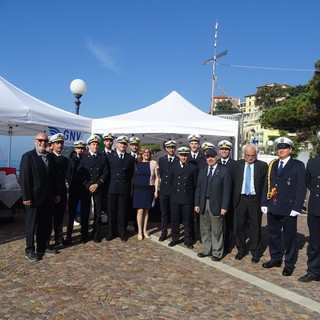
top-left (132, 146), bottom-right (159, 240)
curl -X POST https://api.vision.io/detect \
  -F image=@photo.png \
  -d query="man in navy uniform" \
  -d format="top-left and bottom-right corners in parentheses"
top-left (49, 133), bottom-right (69, 247)
top-left (158, 140), bottom-right (179, 241)
top-left (169, 147), bottom-right (198, 249)
top-left (107, 135), bottom-right (135, 242)
top-left (261, 137), bottom-right (306, 276)
top-left (233, 144), bottom-right (267, 263)
top-left (298, 153), bottom-right (320, 282)
top-left (218, 140), bottom-right (237, 254)
top-left (65, 140), bottom-right (86, 244)
top-left (78, 135), bottom-right (109, 243)
top-left (195, 149), bottom-right (232, 261)
top-left (101, 133), bottom-right (115, 155)
top-left (129, 136), bottom-right (140, 161)
top-left (20, 132), bottom-right (60, 261)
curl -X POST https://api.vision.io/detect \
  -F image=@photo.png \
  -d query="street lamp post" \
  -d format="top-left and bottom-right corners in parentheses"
top-left (70, 79), bottom-right (87, 115)
top-left (267, 140), bottom-right (274, 154)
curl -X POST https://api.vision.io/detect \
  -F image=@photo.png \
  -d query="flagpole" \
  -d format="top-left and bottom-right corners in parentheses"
top-left (210, 20), bottom-right (218, 115)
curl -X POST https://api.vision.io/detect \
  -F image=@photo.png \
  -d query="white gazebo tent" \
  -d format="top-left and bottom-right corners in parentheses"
top-left (92, 91), bottom-right (239, 158)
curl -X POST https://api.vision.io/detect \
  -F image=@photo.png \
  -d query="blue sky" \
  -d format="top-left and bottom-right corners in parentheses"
top-left (0, 0), bottom-right (319, 160)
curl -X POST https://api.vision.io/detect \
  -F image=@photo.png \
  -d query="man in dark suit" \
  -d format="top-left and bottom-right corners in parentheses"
top-left (233, 144), bottom-right (267, 263)
top-left (195, 149), bottom-right (232, 261)
top-left (158, 140), bottom-right (179, 241)
top-left (218, 140), bottom-right (237, 254)
top-left (78, 135), bottom-right (109, 243)
top-left (261, 137), bottom-right (306, 276)
top-left (49, 133), bottom-right (69, 247)
top-left (298, 154), bottom-right (320, 282)
top-left (20, 132), bottom-right (60, 261)
top-left (65, 140), bottom-right (86, 245)
top-left (107, 135), bottom-right (135, 242)
top-left (169, 147), bottom-right (198, 249)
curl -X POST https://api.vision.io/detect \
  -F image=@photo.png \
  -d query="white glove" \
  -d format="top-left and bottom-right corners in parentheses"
top-left (261, 206), bottom-right (268, 214)
top-left (289, 210), bottom-right (300, 217)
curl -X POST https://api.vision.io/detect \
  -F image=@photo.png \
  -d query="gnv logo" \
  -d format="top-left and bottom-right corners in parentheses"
top-left (47, 127), bottom-right (83, 146)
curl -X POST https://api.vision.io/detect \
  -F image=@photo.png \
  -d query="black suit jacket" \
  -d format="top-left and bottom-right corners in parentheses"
top-left (19, 149), bottom-right (57, 207)
top-left (158, 155), bottom-right (179, 195)
top-left (233, 159), bottom-right (268, 207)
top-left (52, 153), bottom-right (69, 196)
top-left (170, 161), bottom-right (198, 205)
top-left (108, 152), bottom-right (135, 194)
top-left (194, 164), bottom-right (231, 215)
top-left (188, 151), bottom-right (206, 169)
top-left (261, 158), bottom-right (306, 215)
top-left (78, 153), bottom-right (109, 192)
top-left (306, 156), bottom-right (320, 216)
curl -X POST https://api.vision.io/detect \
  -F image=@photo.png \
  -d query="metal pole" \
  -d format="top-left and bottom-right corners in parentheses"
top-left (210, 20), bottom-right (218, 114)
top-left (8, 125), bottom-right (12, 167)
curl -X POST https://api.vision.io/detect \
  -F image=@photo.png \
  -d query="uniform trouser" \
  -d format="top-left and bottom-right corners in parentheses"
top-left (224, 205), bottom-right (234, 252)
top-left (51, 194), bottom-right (67, 243)
top-left (307, 212), bottom-right (320, 277)
top-left (171, 201), bottom-right (193, 244)
top-left (194, 211), bottom-right (201, 241)
top-left (159, 193), bottom-right (171, 235)
top-left (107, 193), bottom-right (128, 238)
top-left (66, 188), bottom-right (81, 239)
top-left (267, 213), bottom-right (297, 268)
top-left (24, 204), bottom-right (52, 254)
top-left (81, 190), bottom-right (103, 238)
top-left (200, 200), bottom-right (225, 258)
top-left (235, 195), bottom-right (262, 257)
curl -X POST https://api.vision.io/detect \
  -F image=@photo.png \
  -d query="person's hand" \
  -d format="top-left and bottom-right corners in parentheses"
top-left (290, 210), bottom-right (300, 217)
top-left (221, 209), bottom-right (227, 216)
top-left (194, 206), bottom-right (200, 213)
top-left (261, 206), bottom-right (268, 214)
top-left (154, 191), bottom-right (158, 198)
top-left (23, 200), bottom-right (32, 206)
top-left (89, 184), bottom-right (98, 193)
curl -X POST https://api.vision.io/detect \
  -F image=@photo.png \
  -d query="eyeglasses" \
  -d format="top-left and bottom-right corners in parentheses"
top-left (36, 139), bottom-right (49, 143)
top-left (244, 154), bottom-right (256, 158)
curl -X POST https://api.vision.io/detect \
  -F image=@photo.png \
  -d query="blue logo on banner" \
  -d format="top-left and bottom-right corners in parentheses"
top-left (48, 127), bottom-right (82, 143)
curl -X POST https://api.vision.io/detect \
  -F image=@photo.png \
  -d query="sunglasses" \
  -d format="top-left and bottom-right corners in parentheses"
top-left (36, 139), bottom-right (49, 143)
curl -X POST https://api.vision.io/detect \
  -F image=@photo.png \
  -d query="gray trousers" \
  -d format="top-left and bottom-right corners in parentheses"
top-left (200, 200), bottom-right (225, 258)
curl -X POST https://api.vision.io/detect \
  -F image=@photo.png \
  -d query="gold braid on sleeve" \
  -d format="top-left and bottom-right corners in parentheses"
top-left (266, 159), bottom-right (277, 200)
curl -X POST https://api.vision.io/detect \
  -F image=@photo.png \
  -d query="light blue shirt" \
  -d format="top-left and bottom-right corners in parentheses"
top-left (241, 162), bottom-right (256, 195)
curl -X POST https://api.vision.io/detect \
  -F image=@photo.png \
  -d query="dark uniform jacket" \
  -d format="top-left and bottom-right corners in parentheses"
top-left (19, 149), bottom-right (57, 207)
top-left (188, 151), bottom-right (206, 169)
top-left (170, 161), bottom-right (198, 205)
top-left (233, 159), bottom-right (268, 208)
top-left (305, 156), bottom-right (320, 216)
top-left (52, 153), bottom-right (69, 196)
top-left (194, 164), bottom-right (232, 216)
top-left (66, 155), bottom-right (82, 190)
top-left (78, 153), bottom-right (109, 191)
top-left (158, 155), bottom-right (179, 195)
top-left (107, 152), bottom-right (135, 194)
top-left (261, 158), bottom-right (306, 215)
top-left (218, 158), bottom-right (237, 175)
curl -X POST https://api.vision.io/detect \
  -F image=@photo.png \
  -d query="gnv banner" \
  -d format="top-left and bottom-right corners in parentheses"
top-left (46, 126), bottom-right (83, 147)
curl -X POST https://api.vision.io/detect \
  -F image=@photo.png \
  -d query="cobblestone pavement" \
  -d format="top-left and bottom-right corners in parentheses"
top-left (0, 212), bottom-right (320, 319)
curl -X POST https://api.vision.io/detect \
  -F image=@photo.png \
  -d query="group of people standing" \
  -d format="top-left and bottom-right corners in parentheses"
top-left (19, 131), bottom-right (320, 283)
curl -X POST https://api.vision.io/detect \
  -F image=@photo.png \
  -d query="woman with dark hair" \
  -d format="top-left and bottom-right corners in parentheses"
top-left (133, 147), bottom-right (159, 240)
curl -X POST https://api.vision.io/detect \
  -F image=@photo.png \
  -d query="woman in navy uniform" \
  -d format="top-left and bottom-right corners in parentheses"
top-left (169, 147), bottom-right (198, 249)
top-left (261, 137), bottom-right (306, 276)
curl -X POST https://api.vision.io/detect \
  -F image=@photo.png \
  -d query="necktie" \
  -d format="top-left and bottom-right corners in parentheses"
top-left (206, 166), bottom-right (213, 197)
top-left (245, 163), bottom-right (251, 195)
top-left (278, 161), bottom-right (284, 175)
top-left (181, 163), bottom-right (184, 168)
top-left (120, 154), bottom-right (123, 160)
top-left (222, 160), bottom-right (226, 165)
top-left (193, 154), bottom-right (196, 159)
top-left (208, 166), bottom-right (213, 177)
top-left (92, 154), bottom-right (97, 159)
top-left (169, 157), bottom-right (172, 163)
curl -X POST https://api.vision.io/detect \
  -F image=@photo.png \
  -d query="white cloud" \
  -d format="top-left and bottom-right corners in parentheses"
top-left (85, 38), bottom-right (120, 73)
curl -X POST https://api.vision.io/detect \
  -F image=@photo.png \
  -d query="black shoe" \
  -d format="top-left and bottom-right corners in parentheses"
top-left (79, 237), bottom-right (88, 244)
top-left (54, 241), bottom-right (62, 246)
top-left (185, 243), bottom-right (194, 249)
top-left (282, 266), bottom-right (294, 276)
top-left (62, 238), bottom-right (72, 246)
top-left (158, 234), bottom-right (167, 242)
top-left (105, 236), bottom-right (114, 241)
top-left (93, 234), bottom-right (101, 243)
top-left (168, 240), bottom-right (178, 247)
top-left (121, 236), bottom-right (128, 242)
top-left (45, 247), bottom-right (57, 254)
top-left (235, 252), bottom-right (246, 260)
top-left (212, 256), bottom-right (221, 262)
top-left (25, 252), bottom-right (39, 261)
top-left (197, 253), bottom-right (208, 258)
top-left (251, 256), bottom-right (260, 263)
top-left (298, 274), bottom-right (320, 283)
top-left (262, 260), bottom-right (282, 268)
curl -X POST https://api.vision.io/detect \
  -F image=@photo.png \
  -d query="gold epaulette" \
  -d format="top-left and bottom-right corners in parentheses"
top-left (266, 159), bottom-right (277, 200)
